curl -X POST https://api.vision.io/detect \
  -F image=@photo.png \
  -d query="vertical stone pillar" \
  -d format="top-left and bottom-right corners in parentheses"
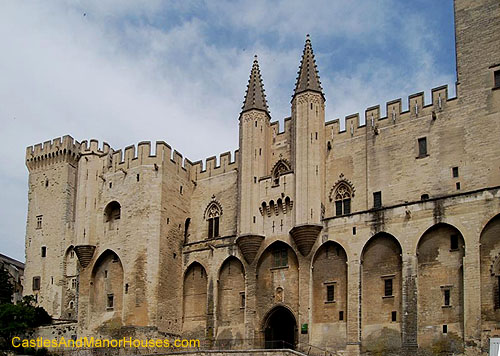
top-left (346, 259), bottom-right (361, 356)
top-left (298, 255), bottom-right (311, 347)
top-left (245, 266), bottom-right (258, 348)
top-left (401, 254), bottom-right (418, 355)
top-left (463, 239), bottom-right (481, 347)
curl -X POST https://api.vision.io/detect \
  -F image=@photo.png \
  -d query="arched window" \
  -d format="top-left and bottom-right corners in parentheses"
top-left (334, 183), bottom-right (352, 216)
top-left (271, 160), bottom-right (291, 186)
top-left (104, 201), bottom-right (121, 222)
top-left (205, 201), bottom-right (222, 239)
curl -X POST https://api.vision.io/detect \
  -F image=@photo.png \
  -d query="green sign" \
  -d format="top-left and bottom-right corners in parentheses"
top-left (301, 323), bottom-right (308, 334)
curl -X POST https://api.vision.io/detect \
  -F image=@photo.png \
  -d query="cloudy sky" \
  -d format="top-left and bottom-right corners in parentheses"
top-left (0, 0), bottom-right (456, 262)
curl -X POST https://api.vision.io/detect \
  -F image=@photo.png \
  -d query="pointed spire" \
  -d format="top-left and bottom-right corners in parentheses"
top-left (293, 34), bottom-right (324, 100)
top-left (241, 55), bottom-right (269, 115)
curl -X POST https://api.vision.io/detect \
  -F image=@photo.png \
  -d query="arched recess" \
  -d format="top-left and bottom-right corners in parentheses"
top-left (417, 223), bottom-right (465, 347)
top-left (216, 257), bottom-right (245, 340)
top-left (256, 241), bottom-right (299, 342)
top-left (90, 250), bottom-right (124, 322)
top-left (63, 246), bottom-right (79, 319)
top-left (104, 201), bottom-right (121, 231)
top-left (361, 233), bottom-right (402, 350)
top-left (262, 305), bottom-right (297, 349)
top-left (311, 241), bottom-right (347, 349)
top-left (182, 262), bottom-right (208, 338)
top-left (480, 214), bottom-right (500, 328)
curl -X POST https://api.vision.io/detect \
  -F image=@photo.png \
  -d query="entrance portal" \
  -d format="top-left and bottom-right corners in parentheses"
top-left (264, 306), bottom-right (297, 349)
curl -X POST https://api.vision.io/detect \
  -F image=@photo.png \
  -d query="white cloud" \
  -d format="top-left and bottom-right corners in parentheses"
top-left (0, 1), bottom-right (455, 261)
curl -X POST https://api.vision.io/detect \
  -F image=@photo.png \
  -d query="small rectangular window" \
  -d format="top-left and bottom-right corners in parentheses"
top-left (450, 234), bottom-right (459, 250)
top-left (240, 292), bottom-right (245, 308)
top-left (452, 167), bottom-right (459, 178)
top-left (494, 70), bottom-right (500, 88)
top-left (273, 248), bottom-right (288, 268)
top-left (33, 276), bottom-right (41, 291)
top-left (456, 182), bottom-right (461, 190)
top-left (352, 227), bottom-right (356, 235)
top-left (444, 289), bottom-right (450, 306)
top-left (391, 311), bottom-right (397, 322)
top-left (339, 311), bottom-right (344, 321)
top-left (41, 246), bottom-right (46, 258)
top-left (384, 278), bottom-right (393, 297)
top-left (443, 324), bottom-right (448, 334)
top-left (326, 285), bottom-right (335, 302)
top-left (104, 270), bottom-right (108, 278)
top-left (373, 191), bottom-right (382, 209)
top-left (107, 294), bottom-right (114, 309)
top-left (136, 174), bottom-right (140, 182)
top-left (36, 215), bottom-right (43, 229)
top-left (71, 278), bottom-right (77, 289)
top-left (418, 137), bottom-right (427, 158)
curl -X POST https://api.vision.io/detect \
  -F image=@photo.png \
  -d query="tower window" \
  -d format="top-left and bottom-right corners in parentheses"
top-left (104, 201), bottom-right (121, 222)
top-left (456, 182), bottom-right (461, 190)
top-left (70, 250), bottom-right (75, 258)
top-left (452, 167), bottom-right (459, 178)
top-left (33, 276), bottom-right (41, 291)
top-left (41, 246), bottom-right (46, 257)
top-left (180, 185), bottom-right (183, 194)
top-left (71, 278), bottom-right (77, 289)
top-left (418, 137), bottom-right (427, 158)
top-left (326, 284), bottom-right (335, 302)
top-left (334, 182), bottom-right (352, 216)
top-left (136, 174), bottom-right (140, 182)
top-left (421, 194), bottom-right (429, 201)
top-left (494, 70), bottom-right (500, 88)
top-left (443, 289), bottom-right (450, 306)
top-left (443, 325), bottom-right (448, 334)
top-left (107, 294), bottom-right (114, 310)
top-left (240, 292), bottom-right (246, 308)
top-left (391, 311), bottom-right (397, 322)
top-left (36, 215), bottom-right (43, 229)
top-left (273, 248), bottom-right (288, 268)
top-left (450, 234), bottom-right (459, 250)
top-left (339, 311), bottom-right (344, 321)
top-left (384, 278), bottom-right (393, 297)
top-left (271, 160), bottom-right (291, 186)
top-left (373, 191), bottom-right (382, 209)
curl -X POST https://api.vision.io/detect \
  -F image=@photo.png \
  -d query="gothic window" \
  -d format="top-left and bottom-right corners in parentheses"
top-left (271, 160), bottom-right (291, 186)
top-left (205, 201), bottom-right (222, 239)
top-left (334, 183), bottom-right (352, 216)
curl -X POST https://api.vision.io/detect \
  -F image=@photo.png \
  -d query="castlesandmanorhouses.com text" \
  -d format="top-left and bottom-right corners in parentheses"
top-left (12, 337), bottom-right (200, 349)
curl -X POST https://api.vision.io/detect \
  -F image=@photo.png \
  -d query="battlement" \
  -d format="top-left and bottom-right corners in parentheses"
top-left (26, 135), bottom-right (80, 170)
top-left (191, 150), bottom-right (239, 180)
top-left (270, 117), bottom-right (293, 137)
top-left (80, 139), bottom-right (111, 156)
top-left (326, 85), bottom-right (456, 138)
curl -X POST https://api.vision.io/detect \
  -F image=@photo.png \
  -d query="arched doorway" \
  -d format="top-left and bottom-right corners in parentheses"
top-left (263, 306), bottom-right (297, 349)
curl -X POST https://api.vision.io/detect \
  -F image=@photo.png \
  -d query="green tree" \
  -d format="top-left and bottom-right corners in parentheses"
top-left (0, 296), bottom-right (51, 350)
top-left (0, 263), bottom-right (14, 304)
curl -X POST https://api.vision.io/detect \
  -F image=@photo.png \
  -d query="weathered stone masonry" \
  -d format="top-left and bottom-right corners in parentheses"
top-left (23, 0), bottom-right (500, 355)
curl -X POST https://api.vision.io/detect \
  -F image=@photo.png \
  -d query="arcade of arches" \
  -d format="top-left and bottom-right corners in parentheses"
top-left (177, 216), bottom-right (500, 351)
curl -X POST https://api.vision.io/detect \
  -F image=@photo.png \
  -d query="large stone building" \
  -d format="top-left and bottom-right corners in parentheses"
top-left (23, 0), bottom-right (500, 354)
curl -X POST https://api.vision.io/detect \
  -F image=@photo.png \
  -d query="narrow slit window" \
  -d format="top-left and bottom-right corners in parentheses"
top-left (494, 70), bottom-right (500, 88)
top-left (384, 278), bottom-right (393, 297)
top-left (452, 167), bottom-right (459, 178)
top-left (444, 289), bottom-right (450, 306)
top-left (107, 294), bottom-right (114, 309)
top-left (41, 246), bottom-right (46, 257)
top-left (391, 311), bottom-right (397, 322)
top-left (326, 285), bottom-right (335, 302)
top-left (418, 137), bottom-right (427, 158)
top-left (240, 292), bottom-right (245, 308)
top-left (339, 311), bottom-right (344, 321)
top-left (373, 191), bottom-right (382, 209)
top-left (33, 276), bottom-right (40, 291)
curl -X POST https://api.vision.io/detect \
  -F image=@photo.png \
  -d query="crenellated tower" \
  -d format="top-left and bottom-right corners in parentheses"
top-left (237, 55), bottom-right (271, 264)
top-left (290, 35), bottom-right (325, 256)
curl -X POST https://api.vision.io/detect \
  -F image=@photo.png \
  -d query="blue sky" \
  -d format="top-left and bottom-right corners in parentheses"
top-left (0, 0), bottom-right (456, 262)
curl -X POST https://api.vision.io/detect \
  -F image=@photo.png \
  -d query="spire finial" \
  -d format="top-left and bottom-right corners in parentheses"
top-left (241, 55), bottom-right (269, 116)
top-left (293, 34), bottom-right (324, 100)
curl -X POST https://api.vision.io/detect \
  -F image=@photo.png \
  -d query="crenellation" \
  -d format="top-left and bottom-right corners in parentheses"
top-left (22, 3), bottom-right (500, 355)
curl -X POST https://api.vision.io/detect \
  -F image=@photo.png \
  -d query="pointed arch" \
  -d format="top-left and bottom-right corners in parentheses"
top-left (89, 249), bottom-right (124, 321)
top-left (311, 241), bottom-right (348, 348)
top-left (361, 232), bottom-right (402, 348)
top-left (204, 199), bottom-right (222, 239)
top-left (217, 257), bottom-right (245, 339)
top-left (329, 176), bottom-right (355, 216)
top-left (182, 262), bottom-right (207, 338)
top-left (271, 159), bottom-right (291, 186)
top-left (480, 213), bottom-right (500, 324)
top-left (416, 223), bottom-right (464, 347)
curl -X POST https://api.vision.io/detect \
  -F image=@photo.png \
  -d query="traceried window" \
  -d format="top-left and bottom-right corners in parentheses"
top-left (334, 183), bottom-right (352, 216)
top-left (205, 201), bottom-right (222, 239)
top-left (271, 160), bottom-right (291, 186)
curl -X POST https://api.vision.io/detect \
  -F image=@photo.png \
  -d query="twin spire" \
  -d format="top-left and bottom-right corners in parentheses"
top-left (241, 35), bottom-right (324, 116)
